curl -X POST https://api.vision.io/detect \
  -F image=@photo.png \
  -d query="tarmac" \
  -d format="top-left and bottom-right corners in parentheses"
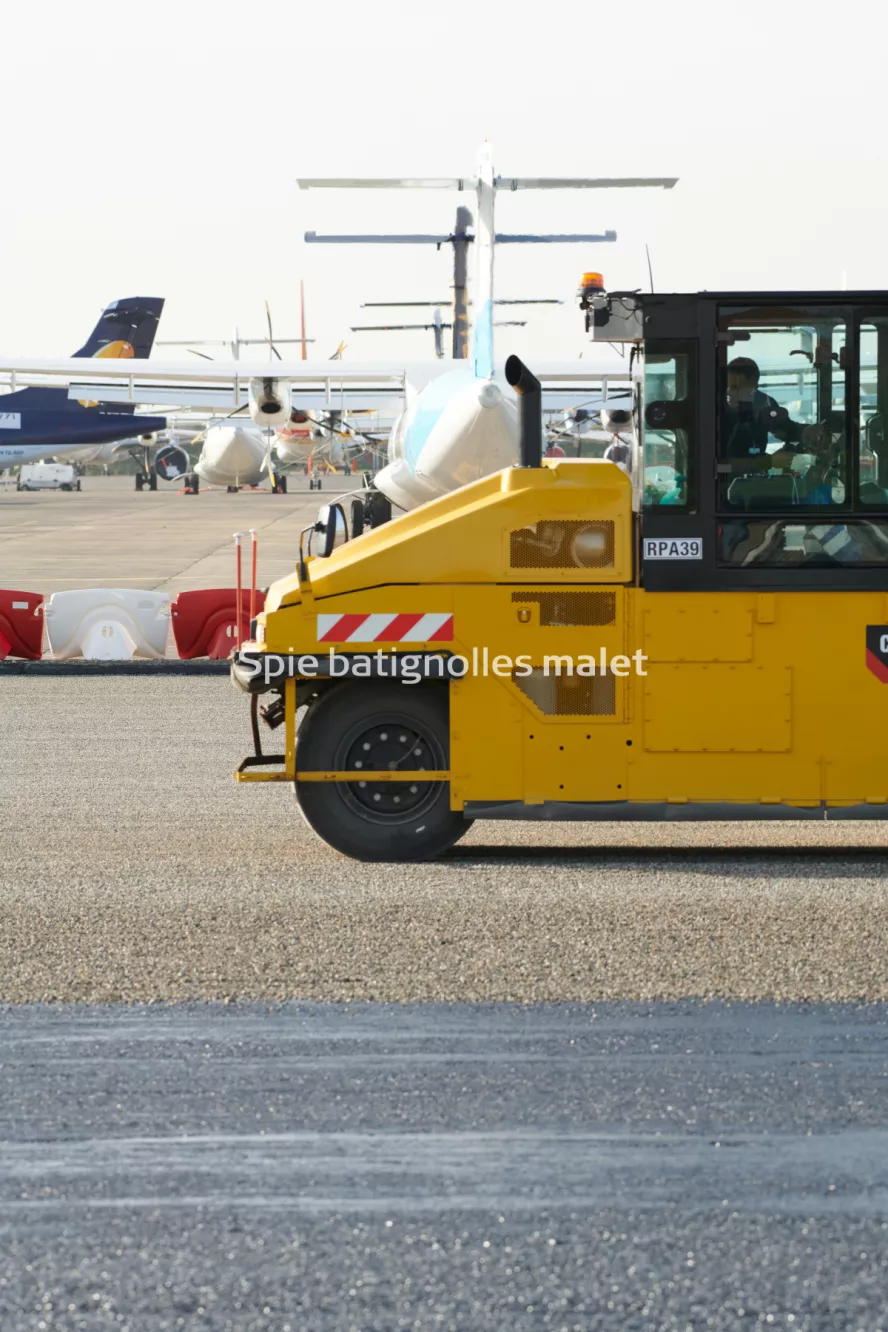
top-left (2, 672), bottom-right (888, 1004)
top-left (4, 471), bottom-right (888, 1327)
top-left (2, 1000), bottom-right (888, 1332)
top-left (0, 472), bottom-right (330, 595)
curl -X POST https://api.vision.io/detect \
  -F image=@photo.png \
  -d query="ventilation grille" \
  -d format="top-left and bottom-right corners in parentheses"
top-left (510, 521), bottom-right (615, 571)
top-left (512, 668), bottom-right (616, 716)
top-left (512, 591), bottom-right (616, 627)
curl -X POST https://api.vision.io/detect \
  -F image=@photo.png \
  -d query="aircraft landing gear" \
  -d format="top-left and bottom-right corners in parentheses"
top-left (135, 473), bottom-right (144, 491)
top-left (149, 473), bottom-right (157, 491)
top-left (363, 488), bottom-right (392, 529)
top-left (272, 476), bottom-right (288, 494)
top-left (227, 485), bottom-right (239, 493)
top-left (309, 476), bottom-right (323, 490)
top-left (185, 474), bottom-right (200, 494)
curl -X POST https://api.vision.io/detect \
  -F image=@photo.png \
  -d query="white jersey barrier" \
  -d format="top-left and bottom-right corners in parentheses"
top-left (44, 590), bottom-right (170, 661)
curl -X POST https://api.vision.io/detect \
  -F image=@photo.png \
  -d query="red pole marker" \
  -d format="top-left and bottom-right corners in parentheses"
top-left (249, 528), bottom-right (258, 626)
top-left (234, 532), bottom-right (244, 651)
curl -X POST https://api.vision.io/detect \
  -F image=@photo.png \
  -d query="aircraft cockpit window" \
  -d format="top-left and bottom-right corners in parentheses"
top-left (643, 346), bottom-right (694, 509)
top-left (717, 311), bottom-right (848, 513)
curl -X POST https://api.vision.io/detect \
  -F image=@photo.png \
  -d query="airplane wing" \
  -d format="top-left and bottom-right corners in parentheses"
top-left (0, 356), bottom-right (635, 413)
top-left (0, 356), bottom-right (415, 383)
top-left (298, 176), bottom-right (679, 192)
top-left (306, 231), bottom-right (454, 244)
top-left (0, 357), bottom-right (445, 413)
top-left (297, 178), bottom-right (473, 190)
top-left (495, 177), bottom-right (678, 190)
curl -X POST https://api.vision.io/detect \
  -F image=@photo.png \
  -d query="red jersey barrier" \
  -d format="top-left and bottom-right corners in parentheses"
top-left (171, 588), bottom-right (266, 660)
top-left (0, 591), bottom-right (44, 660)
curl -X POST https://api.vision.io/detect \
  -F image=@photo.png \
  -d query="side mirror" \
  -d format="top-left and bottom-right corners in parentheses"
top-left (315, 504), bottom-right (349, 558)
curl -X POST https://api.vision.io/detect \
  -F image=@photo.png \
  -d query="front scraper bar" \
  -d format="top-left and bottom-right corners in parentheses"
top-left (236, 762), bottom-right (450, 785)
top-left (235, 682), bottom-right (449, 784)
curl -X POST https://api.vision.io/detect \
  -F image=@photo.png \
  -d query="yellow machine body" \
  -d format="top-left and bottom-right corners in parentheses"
top-left (241, 459), bottom-right (888, 815)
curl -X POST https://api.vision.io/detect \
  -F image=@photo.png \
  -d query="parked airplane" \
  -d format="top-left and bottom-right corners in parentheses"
top-left (0, 297), bottom-right (167, 475)
top-left (0, 130), bottom-right (671, 505)
top-left (174, 407), bottom-right (381, 494)
top-left (298, 142), bottom-right (676, 512)
top-left (171, 318), bottom-right (367, 493)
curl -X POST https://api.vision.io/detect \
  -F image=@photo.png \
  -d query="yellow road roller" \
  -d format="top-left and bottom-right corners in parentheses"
top-left (232, 288), bottom-right (888, 860)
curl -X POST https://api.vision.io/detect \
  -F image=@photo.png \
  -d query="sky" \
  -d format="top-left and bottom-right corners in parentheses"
top-left (1, 0), bottom-right (885, 367)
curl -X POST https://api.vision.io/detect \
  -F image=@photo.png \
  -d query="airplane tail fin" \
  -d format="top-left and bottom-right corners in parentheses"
top-left (472, 143), bottom-right (495, 380)
top-left (72, 296), bottom-right (165, 360)
top-left (1, 297), bottom-right (165, 415)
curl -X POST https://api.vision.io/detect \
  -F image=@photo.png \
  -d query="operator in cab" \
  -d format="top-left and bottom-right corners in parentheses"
top-left (722, 357), bottom-right (828, 472)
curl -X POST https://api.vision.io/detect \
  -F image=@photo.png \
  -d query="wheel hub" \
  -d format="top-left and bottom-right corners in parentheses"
top-left (340, 723), bottom-right (436, 818)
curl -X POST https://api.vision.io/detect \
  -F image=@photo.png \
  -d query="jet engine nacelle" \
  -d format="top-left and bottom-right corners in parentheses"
top-left (154, 444), bottom-right (190, 481)
top-left (600, 408), bottom-right (633, 433)
top-left (248, 377), bottom-right (291, 428)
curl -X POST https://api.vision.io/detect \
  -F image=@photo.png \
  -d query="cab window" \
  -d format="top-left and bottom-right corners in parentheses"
top-left (717, 310), bottom-right (847, 513)
top-left (858, 321), bottom-right (888, 506)
top-left (643, 345), bottom-right (695, 509)
top-left (719, 518), bottom-right (888, 567)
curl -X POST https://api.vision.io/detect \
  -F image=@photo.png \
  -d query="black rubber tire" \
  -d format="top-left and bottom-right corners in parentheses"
top-left (279, 475), bottom-right (288, 494)
top-left (75, 481), bottom-right (81, 491)
top-left (149, 474), bottom-right (158, 491)
top-left (295, 681), bottom-right (471, 862)
top-left (135, 475), bottom-right (144, 491)
top-left (61, 484), bottom-right (71, 491)
top-left (366, 490), bottom-right (392, 528)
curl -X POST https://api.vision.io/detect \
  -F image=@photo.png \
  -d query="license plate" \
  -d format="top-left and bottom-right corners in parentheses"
top-left (643, 537), bottom-right (703, 561)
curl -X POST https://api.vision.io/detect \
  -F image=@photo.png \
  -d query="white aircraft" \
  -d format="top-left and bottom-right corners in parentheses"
top-left (297, 143), bottom-right (676, 512)
top-left (175, 408), bottom-right (384, 494)
top-left (159, 306), bottom-right (376, 492)
top-left (0, 146), bottom-right (674, 505)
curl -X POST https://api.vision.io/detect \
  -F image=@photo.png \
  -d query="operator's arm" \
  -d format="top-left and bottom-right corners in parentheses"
top-left (764, 396), bottom-right (827, 450)
top-left (720, 450), bottom-right (797, 474)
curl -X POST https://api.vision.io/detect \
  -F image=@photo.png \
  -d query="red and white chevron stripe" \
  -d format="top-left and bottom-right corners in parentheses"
top-left (317, 612), bottom-right (454, 644)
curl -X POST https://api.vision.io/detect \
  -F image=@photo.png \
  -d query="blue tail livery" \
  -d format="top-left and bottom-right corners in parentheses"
top-left (0, 297), bottom-right (166, 463)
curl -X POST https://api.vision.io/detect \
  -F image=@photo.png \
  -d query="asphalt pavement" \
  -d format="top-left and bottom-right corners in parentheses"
top-left (2, 1000), bottom-right (887, 1331)
top-left (2, 674), bottom-right (888, 1003)
top-left (0, 473), bottom-right (325, 596)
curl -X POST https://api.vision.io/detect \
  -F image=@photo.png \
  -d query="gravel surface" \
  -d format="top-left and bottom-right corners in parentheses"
top-left (2, 676), bottom-right (888, 1003)
top-left (1, 1001), bottom-right (887, 1331)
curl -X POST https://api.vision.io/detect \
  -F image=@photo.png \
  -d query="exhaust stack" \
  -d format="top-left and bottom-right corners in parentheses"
top-left (505, 355), bottom-right (542, 468)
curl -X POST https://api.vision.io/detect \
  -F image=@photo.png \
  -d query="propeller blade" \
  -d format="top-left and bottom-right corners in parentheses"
top-left (265, 301), bottom-right (282, 361)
